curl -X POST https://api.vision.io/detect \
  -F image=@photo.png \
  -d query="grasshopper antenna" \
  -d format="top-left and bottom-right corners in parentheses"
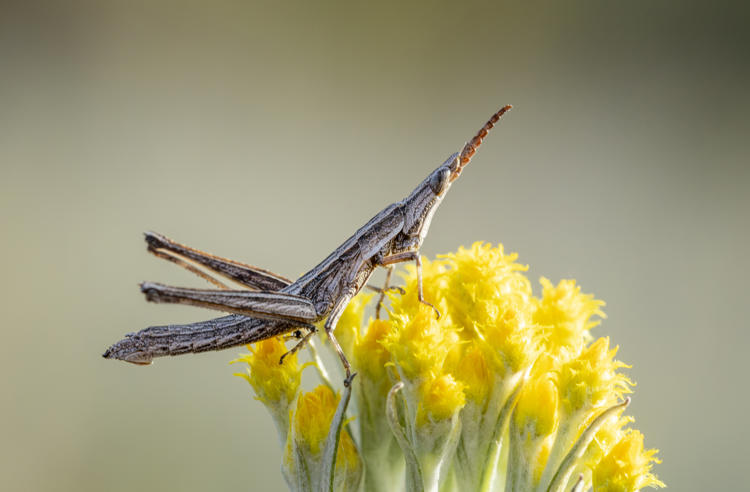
top-left (458, 104), bottom-right (512, 169)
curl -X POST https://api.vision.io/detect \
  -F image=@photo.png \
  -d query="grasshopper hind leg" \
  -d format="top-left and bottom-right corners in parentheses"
top-left (323, 292), bottom-right (358, 387)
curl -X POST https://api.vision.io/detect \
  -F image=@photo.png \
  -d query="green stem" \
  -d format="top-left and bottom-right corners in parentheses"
top-left (480, 372), bottom-right (527, 492)
top-left (386, 382), bottom-right (425, 492)
top-left (320, 375), bottom-right (355, 492)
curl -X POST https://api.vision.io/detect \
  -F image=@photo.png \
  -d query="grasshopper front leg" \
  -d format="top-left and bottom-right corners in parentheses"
top-left (279, 325), bottom-right (317, 365)
top-left (365, 266), bottom-right (406, 319)
top-left (378, 251), bottom-right (440, 319)
top-left (324, 291), bottom-right (358, 387)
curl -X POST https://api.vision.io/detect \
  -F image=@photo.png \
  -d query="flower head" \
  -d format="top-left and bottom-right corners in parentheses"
top-left (382, 308), bottom-right (460, 382)
top-left (417, 373), bottom-right (466, 424)
top-left (231, 338), bottom-right (305, 441)
top-left (333, 291), bottom-right (374, 356)
top-left (352, 319), bottom-right (394, 391)
top-left (515, 372), bottom-right (560, 438)
top-left (290, 386), bottom-right (356, 459)
top-left (534, 277), bottom-right (606, 354)
top-left (232, 338), bottom-right (302, 406)
top-left (454, 341), bottom-right (492, 405)
top-left (593, 429), bottom-right (665, 492)
top-left (284, 385), bottom-right (363, 491)
top-left (233, 243), bottom-right (662, 492)
top-left (557, 337), bottom-right (633, 416)
top-left (442, 242), bottom-right (533, 334)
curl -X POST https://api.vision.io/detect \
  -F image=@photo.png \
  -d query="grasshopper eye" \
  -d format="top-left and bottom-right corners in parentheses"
top-left (429, 168), bottom-right (451, 195)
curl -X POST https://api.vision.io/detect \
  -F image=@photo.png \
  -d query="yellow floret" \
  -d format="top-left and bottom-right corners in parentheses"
top-left (232, 338), bottom-right (302, 405)
top-left (514, 374), bottom-right (559, 437)
top-left (334, 291), bottom-right (374, 355)
top-left (442, 242), bottom-right (533, 334)
top-left (593, 429), bottom-right (664, 492)
top-left (352, 318), bottom-right (394, 388)
top-left (584, 413), bottom-right (635, 469)
top-left (534, 277), bottom-right (606, 354)
top-left (478, 293), bottom-right (538, 378)
top-left (417, 373), bottom-right (466, 424)
top-left (454, 342), bottom-right (492, 404)
top-left (390, 256), bottom-right (450, 317)
top-left (293, 385), bottom-right (342, 455)
top-left (557, 337), bottom-right (633, 415)
top-left (382, 308), bottom-right (459, 381)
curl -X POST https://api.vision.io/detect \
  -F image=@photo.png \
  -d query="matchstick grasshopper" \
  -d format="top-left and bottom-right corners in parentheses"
top-left (103, 106), bottom-right (512, 385)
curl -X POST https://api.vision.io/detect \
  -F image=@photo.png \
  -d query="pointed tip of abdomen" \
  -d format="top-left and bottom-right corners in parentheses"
top-left (102, 340), bottom-right (154, 365)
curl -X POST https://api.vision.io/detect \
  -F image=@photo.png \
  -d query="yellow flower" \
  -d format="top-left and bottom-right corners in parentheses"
top-left (285, 385), bottom-right (363, 491)
top-left (511, 374), bottom-right (560, 488)
top-left (435, 242), bottom-right (539, 380)
top-left (382, 308), bottom-right (459, 381)
top-left (233, 242), bottom-right (662, 492)
top-left (232, 338), bottom-right (302, 406)
top-left (417, 373), bottom-right (466, 424)
top-left (515, 373), bottom-right (560, 438)
top-left (352, 318), bottom-right (394, 390)
top-left (390, 256), bottom-right (450, 316)
top-left (454, 341), bottom-right (492, 404)
top-left (333, 291), bottom-right (374, 356)
top-left (534, 277), bottom-right (606, 354)
top-left (478, 293), bottom-right (538, 378)
top-left (593, 429), bottom-right (665, 492)
top-left (583, 412), bottom-right (634, 469)
top-left (557, 337), bottom-right (633, 417)
top-left (292, 386), bottom-right (352, 456)
top-left (443, 242), bottom-right (533, 334)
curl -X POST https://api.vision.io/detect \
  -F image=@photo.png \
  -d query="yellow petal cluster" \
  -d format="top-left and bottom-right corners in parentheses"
top-left (352, 318), bottom-right (393, 389)
top-left (442, 243), bottom-right (539, 380)
top-left (534, 277), bottom-right (606, 354)
top-left (381, 308), bottom-right (460, 382)
top-left (583, 412), bottom-right (633, 469)
top-left (232, 338), bottom-right (301, 406)
top-left (389, 256), bottom-right (450, 316)
top-left (292, 385), bottom-right (357, 459)
top-left (557, 337), bottom-right (633, 416)
top-left (333, 291), bottom-right (374, 356)
top-left (382, 242), bottom-right (539, 417)
top-left (593, 429), bottom-right (664, 492)
top-left (510, 372), bottom-right (560, 488)
top-left (284, 385), bottom-right (363, 491)
top-left (442, 242), bottom-right (533, 333)
top-left (454, 342), bottom-right (492, 404)
top-left (514, 373), bottom-right (560, 438)
top-left (417, 373), bottom-right (466, 424)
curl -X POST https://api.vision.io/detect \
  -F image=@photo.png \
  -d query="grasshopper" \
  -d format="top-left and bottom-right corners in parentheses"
top-left (103, 106), bottom-right (512, 385)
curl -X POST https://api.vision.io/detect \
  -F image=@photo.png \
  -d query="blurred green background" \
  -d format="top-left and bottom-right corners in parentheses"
top-left (1, 1), bottom-right (748, 490)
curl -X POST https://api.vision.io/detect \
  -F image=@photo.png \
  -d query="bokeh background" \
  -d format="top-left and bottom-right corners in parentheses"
top-left (1, 1), bottom-right (748, 490)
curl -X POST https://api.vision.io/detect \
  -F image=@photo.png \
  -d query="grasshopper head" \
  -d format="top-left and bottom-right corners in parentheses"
top-left (400, 153), bottom-right (458, 243)
top-left (399, 105), bottom-right (512, 246)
